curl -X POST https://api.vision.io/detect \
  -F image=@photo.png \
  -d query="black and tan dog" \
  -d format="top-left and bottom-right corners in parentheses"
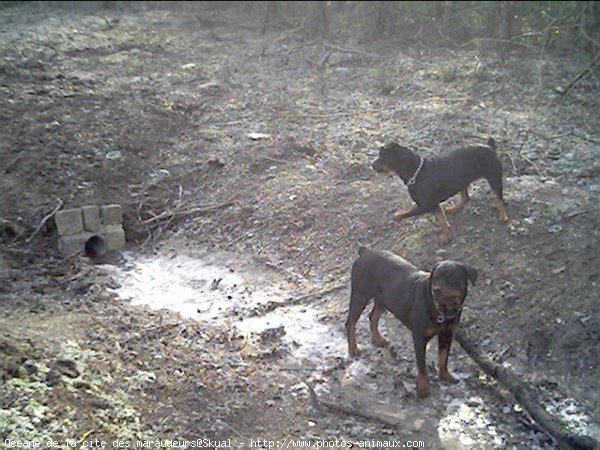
top-left (346, 247), bottom-right (478, 398)
top-left (372, 138), bottom-right (509, 244)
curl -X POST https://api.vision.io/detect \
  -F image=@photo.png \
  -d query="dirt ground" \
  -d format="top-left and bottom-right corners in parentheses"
top-left (1, 3), bottom-right (599, 449)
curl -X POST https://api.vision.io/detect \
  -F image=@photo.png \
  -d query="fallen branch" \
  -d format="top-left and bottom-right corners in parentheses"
top-left (323, 43), bottom-right (376, 58)
top-left (528, 128), bottom-right (600, 145)
top-left (563, 209), bottom-right (599, 220)
top-left (560, 51), bottom-right (600, 98)
top-left (26, 199), bottom-right (63, 243)
top-left (247, 284), bottom-right (346, 317)
top-left (459, 38), bottom-right (538, 50)
top-left (307, 385), bottom-right (401, 427)
top-left (3, 151), bottom-right (26, 174)
top-left (455, 328), bottom-right (598, 450)
top-left (140, 198), bottom-right (237, 226)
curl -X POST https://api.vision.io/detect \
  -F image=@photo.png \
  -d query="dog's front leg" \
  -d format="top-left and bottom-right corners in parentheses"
top-left (412, 333), bottom-right (430, 398)
top-left (438, 330), bottom-right (458, 383)
top-left (434, 206), bottom-right (452, 245)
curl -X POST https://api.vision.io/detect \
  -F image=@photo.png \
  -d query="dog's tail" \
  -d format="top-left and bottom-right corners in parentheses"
top-left (487, 137), bottom-right (496, 151)
top-left (358, 245), bottom-right (368, 256)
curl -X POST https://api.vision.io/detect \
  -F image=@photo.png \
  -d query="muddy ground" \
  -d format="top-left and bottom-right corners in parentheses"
top-left (1, 3), bottom-right (599, 449)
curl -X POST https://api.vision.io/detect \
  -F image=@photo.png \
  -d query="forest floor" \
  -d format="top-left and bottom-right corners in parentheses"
top-left (1, 3), bottom-right (599, 449)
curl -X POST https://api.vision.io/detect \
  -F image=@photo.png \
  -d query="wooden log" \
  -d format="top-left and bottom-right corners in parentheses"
top-left (455, 328), bottom-right (598, 450)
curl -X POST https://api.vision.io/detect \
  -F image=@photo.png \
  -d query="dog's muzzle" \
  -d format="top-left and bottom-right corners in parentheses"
top-left (435, 303), bottom-right (463, 324)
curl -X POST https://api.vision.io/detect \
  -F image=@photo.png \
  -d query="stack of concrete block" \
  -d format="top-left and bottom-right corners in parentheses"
top-left (55, 204), bottom-right (126, 257)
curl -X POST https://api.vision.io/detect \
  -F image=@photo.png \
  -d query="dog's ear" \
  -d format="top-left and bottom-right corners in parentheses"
top-left (463, 265), bottom-right (478, 285)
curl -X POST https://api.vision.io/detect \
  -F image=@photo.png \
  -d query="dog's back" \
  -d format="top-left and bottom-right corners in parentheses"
top-left (414, 140), bottom-right (503, 204)
top-left (352, 247), bottom-right (419, 299)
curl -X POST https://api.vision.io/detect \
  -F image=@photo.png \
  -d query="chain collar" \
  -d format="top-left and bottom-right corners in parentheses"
top-left (406, 157), bottom-right (424, 186)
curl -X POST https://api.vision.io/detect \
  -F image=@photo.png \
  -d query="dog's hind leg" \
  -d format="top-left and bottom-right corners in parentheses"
top-left (445, 189), bottom-right (469, 215)
top-left (346, 289), bottom-right (370, 358)
top-left (393, 203), bottom-right (433, 222)
top-left (369, 301), bottom-right (389, 348)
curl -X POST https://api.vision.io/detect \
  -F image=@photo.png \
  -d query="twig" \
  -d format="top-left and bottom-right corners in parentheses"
top-left (529, 129), bottom-right (574, 140)
top-left (459, 38), bottom-right (538, 50)
top-left (323, 43), bottom-right (376, 58)
top-left (563, 209), bottom-right (598, 220)
top-left (572, 132), bottom-right (600, 145)
top-left (578, 25), bottom-right (600, 50)
top-left (560, 51), bottom-right (600, 98)
top-left (247, 283), bottom-right (346, 317)
top-left (140, 198), bottom-right (237, 226)
top-left (286, 38), bottom-right (318, 55)
top-left (26, 199), bottom-right (63, 243)
top-left (3, 151), bottom-right (25, 174)
top-left (529, 128), bottom-right (600, 145)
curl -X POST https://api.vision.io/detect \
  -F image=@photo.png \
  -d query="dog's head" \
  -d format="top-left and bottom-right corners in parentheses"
top-left (429, 261), bottom-right (478, 322)
top-left (371, 142), bottom-right (413, 174)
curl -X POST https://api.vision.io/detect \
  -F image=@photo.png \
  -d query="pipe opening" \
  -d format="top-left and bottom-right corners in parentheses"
top-left (85, 235), bottom-right (107, 258)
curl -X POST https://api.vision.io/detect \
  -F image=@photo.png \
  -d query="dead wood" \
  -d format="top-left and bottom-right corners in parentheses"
top-left (455, 328), bottom-right (598, 450)
top-left (529, 128), bottom-right (600, 145)
top-left (307, 385), bottom-right (401, 427)
top-left (26, 199), bottom-right (63, 244)
top-left (140, 198), bottom-right (237, 226)
top-left (3, 151), bottom-right (26, 174)
top-left (323, 42), bottom-right (376, 57)
top-left (247, 284), bottom-right (346, 317)
top-left (560, 51), bottom-right (600, 98)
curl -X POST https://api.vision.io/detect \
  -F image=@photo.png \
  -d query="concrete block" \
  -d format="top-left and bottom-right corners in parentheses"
top-left (55, 209), bottom-right (83, 236)
top-left (104, 225), bottom-right (126, 251)
top-left (58, 233), bottom-right (94, 257)
top-left (101, 204), bottom-right (123, 225)
top-left (81, 205), bottom-right (101, 232)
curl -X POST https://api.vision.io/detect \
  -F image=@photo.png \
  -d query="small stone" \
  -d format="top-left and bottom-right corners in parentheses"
top-left (413, 418), bottom-right (425, 432)
top-left (72, 380), bottom-right (91, 390)
top-left (54, 359), bottom-right (80, 378)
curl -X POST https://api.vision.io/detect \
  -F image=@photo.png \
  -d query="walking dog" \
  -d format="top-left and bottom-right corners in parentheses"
top-left (346, 247), bottom-right (478, 398)
top-left (372, 138), bottom-right (509, 244)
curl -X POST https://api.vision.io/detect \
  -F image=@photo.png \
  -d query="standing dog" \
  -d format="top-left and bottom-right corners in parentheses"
top-left (372, 138), bottom-right (509, 244)
top-left (346, 247), bottom-right (478, 398)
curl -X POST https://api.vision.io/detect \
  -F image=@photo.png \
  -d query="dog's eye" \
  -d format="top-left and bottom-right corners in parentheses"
top-left (433, 287), bottom-right (442, 295)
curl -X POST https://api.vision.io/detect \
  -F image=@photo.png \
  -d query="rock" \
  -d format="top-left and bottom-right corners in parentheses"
top-left (54, 359), bottom-right (80, 378)
top-left (23, 361), bottom-right (39, 376)
top-left (72, 380), bottom-right (92, 390)
top-left (44, 369), bottom-right (63, 386)
top-left (4, 361), bottom-right (26, 379)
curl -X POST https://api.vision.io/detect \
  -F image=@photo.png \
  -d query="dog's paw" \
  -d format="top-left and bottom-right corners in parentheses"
top-left (438, 233), bottom-right (451, 245)
top-left (439, 370), bottom-right (458, 384)
top-left (348, 347), bottom-right (361, 358)
top-left (372, 336), bottom-right (389, 348)
top-left (417, 373), bottom-right (430, 398)
top-left (393, 212), bottom-right (405, 222)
